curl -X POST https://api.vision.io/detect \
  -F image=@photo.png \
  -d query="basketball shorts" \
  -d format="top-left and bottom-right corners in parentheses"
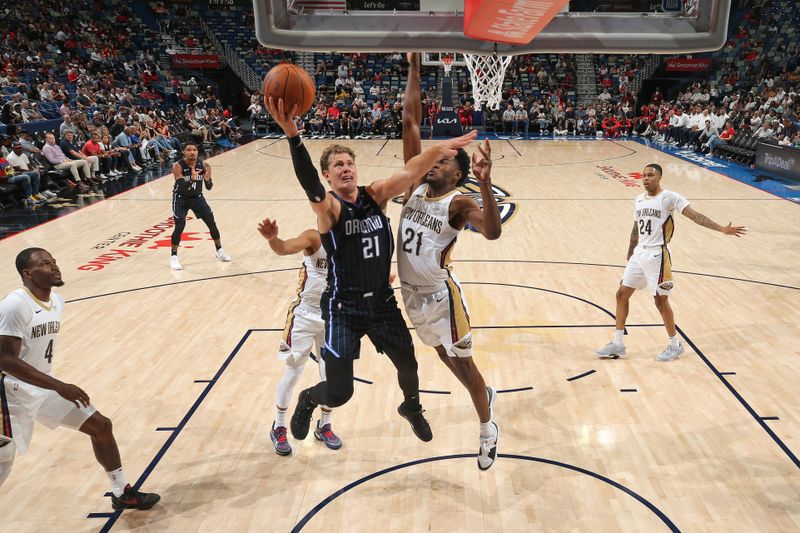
top-left (279, 305), bottom-right (324, 367)
top-left (621, 245), bottom-right (674, 296)
top-left (401, 274), bottom-right (473, 358)
top-left (172, 194), bottom-right (212, 220)
top-left (320, 290), bottom-right (414, 360)
top-left (0, 374), bottom-right (96, 459)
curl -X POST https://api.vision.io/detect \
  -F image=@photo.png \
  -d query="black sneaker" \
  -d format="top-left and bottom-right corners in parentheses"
top-left (290, 389), bottom-right (316, 440)
top-left (111, 484), bottom-right (161, 510)
top-left (397, 399), bottom-right (433, 442)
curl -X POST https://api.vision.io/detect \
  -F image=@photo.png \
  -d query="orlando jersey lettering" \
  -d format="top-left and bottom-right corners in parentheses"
top-left (173, 159), bottom-right (206, 198)
top-left (321, 186), bottom-right (394, 297)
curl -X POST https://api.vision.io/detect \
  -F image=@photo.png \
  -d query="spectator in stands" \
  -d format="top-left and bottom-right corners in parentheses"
top-left (112, 127), bottom-right (143, 173)
top-left (17, 132), bottom-right (41, 155)
top-left (502, 104), bottom-right (515, 134)
top-left (602, 113), bottom-right (620, 138)
top-left (696, 119), bottom-right (719, 152)
top-left (706, 120), bottom-right (736, 156)
top-left (5, 142), bottom-right (56, 205)
top-left (60, 131), bottom-right (103, 187)
top-left (41, 133), bottom-right (91, 192)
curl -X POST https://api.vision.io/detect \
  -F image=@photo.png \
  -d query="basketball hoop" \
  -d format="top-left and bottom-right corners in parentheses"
top-left (442, 54), bottom-right (454, 77)
top-left (463, 52), bottom-right (513, 112)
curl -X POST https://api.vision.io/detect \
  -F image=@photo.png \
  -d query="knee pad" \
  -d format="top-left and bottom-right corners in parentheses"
top-left (325, 381), bottom-right (354, 408)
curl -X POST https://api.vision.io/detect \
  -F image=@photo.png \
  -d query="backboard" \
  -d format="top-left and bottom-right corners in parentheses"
top-left (254, 0), bottom-right (731, 54)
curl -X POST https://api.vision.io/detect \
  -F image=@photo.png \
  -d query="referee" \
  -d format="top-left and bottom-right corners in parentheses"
top-left (169, 142), bottom-right (231, 270)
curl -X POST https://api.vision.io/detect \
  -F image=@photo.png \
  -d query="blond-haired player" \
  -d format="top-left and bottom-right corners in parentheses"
top-left (595, 163), bottom-right (746, 361)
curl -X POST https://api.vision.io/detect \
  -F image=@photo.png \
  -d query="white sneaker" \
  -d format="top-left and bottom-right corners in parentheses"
top-left (656, 342), bottom-right (684, 362)
top-left (595, 342), bottom-right (626, 359)
top-left (214, 248), bottom-right (231, 262)
top-left (42, 190), bottom-right (57, 199)
top-left (477, 421), bottom-right (499, 470)
top-left (170, 255), bottom-right (182, 270)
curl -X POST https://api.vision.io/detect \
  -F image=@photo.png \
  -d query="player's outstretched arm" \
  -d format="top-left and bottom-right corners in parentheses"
top-left (370, 130), bottom-right (478, 205)
top-left (402, 52), bottom-right (424, 204)
top-left (265, 97), bottom-right (340, 231)
top-left (258, 219), bottom-right (320, 256)
top-left (0, 335), bottom-right (90, 408)
top-left (681, 206), bottom-right (747, 237)
top-left (453, 140), bottom-right (501, 240)
top-left (627, 221), bottom-right (639, 260)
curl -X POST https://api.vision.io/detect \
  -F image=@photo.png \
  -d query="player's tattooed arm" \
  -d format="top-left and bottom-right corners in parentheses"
top-left (627, 221), bottom-right (638, 260)
top-left (682, 206), bottom-right (746, 236)
top-left (0, 336), bottom-right (90, 407)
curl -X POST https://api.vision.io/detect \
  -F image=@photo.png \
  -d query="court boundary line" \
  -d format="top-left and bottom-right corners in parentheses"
top-left (291, 453), bottom-right (680, 532)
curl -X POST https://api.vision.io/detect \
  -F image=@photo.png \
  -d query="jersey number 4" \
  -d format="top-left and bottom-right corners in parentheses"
top-left (401, 228), bottom-right (423, 256)
top-left (44, 339), bottom-right (54, 363)
top-left (638, 219), bottom-right (653, 236)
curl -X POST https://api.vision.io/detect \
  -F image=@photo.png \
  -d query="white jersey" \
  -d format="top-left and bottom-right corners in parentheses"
top-left (633, 190), bottom-right (690, 247)
top-left (294, 246), bottom-right (328, 313)
top-left (0, 288), bottom-right (64, 376)
top-left (397, 184), bottom-right (462, 288)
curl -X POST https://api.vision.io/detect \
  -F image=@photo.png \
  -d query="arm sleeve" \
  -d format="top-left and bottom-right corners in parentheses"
top-left (288, 135), bottom-right (326, 203)
top-left (204, 178), bottom-right (213, 190)
top-left (0, 295), bottom-right (30, 339)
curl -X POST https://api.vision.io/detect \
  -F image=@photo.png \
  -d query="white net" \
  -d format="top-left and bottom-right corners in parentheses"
top-left (464, 53), bottom-right (513, 111)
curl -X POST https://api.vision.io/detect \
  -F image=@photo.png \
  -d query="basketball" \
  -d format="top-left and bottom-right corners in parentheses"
top-left (262, 63), bottom-right (315, 116)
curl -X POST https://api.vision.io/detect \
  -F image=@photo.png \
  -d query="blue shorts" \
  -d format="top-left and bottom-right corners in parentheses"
top-left (321, 290), bottom-right (413, 360)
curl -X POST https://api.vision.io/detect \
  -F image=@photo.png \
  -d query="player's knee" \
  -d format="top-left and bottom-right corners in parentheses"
top-left (326, 382), bottom-right (353, 407)
top-left (90, 413), bottom-right (113, 439)
top-left (615, 287), bottom-right (630, 301)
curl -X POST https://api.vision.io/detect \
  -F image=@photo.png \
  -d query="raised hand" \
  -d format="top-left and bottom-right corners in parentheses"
top-left (434, 129), bottom-right (478, 159)
top-left (264, 96), bottom-right (299, 137)
top-left (471, 139), bottom-right (492, 183)
top-left (257, 218), bottom-right (279, 241)
top-left (722, 223), bottom-right (746, 237)
top-left (191, 166), bottom-right (201, 181)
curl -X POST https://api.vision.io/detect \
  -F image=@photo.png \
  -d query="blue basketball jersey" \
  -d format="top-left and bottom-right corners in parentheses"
top-left (321, 186), bottom-right (394, 298)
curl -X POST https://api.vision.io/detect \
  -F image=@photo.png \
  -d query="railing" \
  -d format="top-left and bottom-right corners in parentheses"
top-left (198, 18), bottom-right (262, 92)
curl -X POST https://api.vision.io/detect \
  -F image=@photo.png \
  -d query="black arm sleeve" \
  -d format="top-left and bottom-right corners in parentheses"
top-left (204, 179), bottom-right (213, 190)
top-left (288, 135), bottom-right (326, 203)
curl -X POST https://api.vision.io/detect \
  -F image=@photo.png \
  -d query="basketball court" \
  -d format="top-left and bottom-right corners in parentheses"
top-left (0, 137), bottom-right (797, 532)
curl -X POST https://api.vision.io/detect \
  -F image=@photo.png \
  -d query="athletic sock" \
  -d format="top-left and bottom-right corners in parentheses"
top-left (613, 329), bottom-right (624, 345)
top-left (669, 334), bottom-right (680, 348)
top-left (479, 421), bottom-right (495, 439)
top-left (320, 407), bottom-right (332, 427)
top-left (171, 250), bottom-right (177, 256)
top-left (275, 405), bottom-right (287, 428)
top-left (107, 467), bottom-right (128, 497)
top-left (215, 243), bottom-right (222, 251)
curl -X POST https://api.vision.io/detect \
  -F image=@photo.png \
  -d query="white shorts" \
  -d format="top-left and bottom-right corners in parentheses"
top-left (621, 245), bottom-right (674, 296)
top-left (279, 305), bottom-right (324, 366)
top-left (401, 274), bottom-right (473, 358)
top-left (0, 374), bottom-right (96, 458)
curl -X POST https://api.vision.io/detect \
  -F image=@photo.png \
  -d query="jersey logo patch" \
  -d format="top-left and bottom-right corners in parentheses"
top-left (392, 177), bottom-right (516, 233)
top-left (454, 337), bottom-right (472, 350)
top-left (658, 281), bottom-right (674, 291)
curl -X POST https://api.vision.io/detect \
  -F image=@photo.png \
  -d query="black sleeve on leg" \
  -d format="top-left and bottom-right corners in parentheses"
top-left (288, 135), bottom-right (326, 203)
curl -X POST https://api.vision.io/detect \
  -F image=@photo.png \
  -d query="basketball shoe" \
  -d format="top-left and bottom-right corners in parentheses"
top-left (595, 342), bottom-right (626, 359)
top-left (478, 421), bottom-right (500, 471)
top-left (657, 342), bottom-right (684, 362)
top-left (215, 248), bottom-right (231, 262)
top-left (111, 484), bottom-right (161, 510)
top-left (290, 389), bottom-right (317, 440)
top-left (270, 422), bottom-right (292, 456)
top-left (169, 255), bottom-right (182, 270)
top-left (397, 398), bottom-right (432, 442)
top-left (313, 421), bottom-right (343, 450)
